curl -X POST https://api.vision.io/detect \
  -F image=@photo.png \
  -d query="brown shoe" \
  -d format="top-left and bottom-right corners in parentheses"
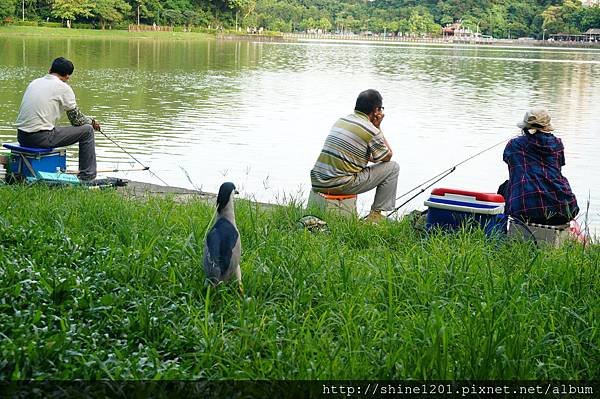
top-left (365, 210), bottom-right (385, 224)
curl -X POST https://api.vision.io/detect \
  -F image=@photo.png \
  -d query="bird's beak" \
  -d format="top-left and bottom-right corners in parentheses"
top-left (234, 189), bottom-right (239, 195)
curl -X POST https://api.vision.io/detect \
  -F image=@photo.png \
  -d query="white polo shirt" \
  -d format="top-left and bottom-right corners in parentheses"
top-left (15, 74), bottom-right (78, 133)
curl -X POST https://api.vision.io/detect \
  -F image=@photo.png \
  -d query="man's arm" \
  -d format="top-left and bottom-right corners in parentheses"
top-left (380, 135), bottom-right (393, 162)
top-left (66, 107), bottom-right (92, 126)
top-left (66, 107), bottom-right (101, 131)
top-left (61, 84), bottom-right (100, 130)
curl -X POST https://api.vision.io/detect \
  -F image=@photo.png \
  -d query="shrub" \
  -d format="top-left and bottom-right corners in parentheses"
top-left (190, 26), bottom-right (218, 34)
top-left (72, 22), bottom-right (95, 30)
top-left (39, 22), bottom-right (63, 28)
top-left (112, 21), bottom-right (129, 30)
top-left (13, 20), bottom-right (38, 26)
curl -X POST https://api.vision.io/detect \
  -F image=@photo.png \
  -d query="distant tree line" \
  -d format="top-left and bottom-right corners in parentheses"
top-left (1, 0), bottom-right (600, 38)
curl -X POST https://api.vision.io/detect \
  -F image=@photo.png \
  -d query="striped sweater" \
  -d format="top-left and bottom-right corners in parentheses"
top-left (311, 111), bottom-right (390, 191)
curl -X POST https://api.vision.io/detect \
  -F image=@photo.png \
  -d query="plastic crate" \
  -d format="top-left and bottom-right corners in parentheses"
top-left (3, 143), bottom-right (66, 178)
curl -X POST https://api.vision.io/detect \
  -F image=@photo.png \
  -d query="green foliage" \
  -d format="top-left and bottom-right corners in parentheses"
top-left (0, 185), bottom-right (598, 379)
top-left (51, 0), bottom-right (93, 27)
top-left (0, 0), bottom-right (599, 37)
top-left (71, 22), bottom-right (95, 29)
top-left (132, 0), bottom-right (161, 24)
top-left (0, 0), bottom-right (16, 21)
top-left (92, 0), bottom-right (131, 29)
top-left (40, 21), bottom-right (63, 27)
top-left (228, 0), bottom-right (256, 19)
top-left (579, 5), bottom-right (600, 31)
top-left (406, 8), bottom-right (440, 34)
top-left (12, 19), bottom-right (38, 26)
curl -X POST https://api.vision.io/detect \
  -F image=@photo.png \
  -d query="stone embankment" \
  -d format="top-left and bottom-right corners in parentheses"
top-left (282, 33), bottom-right (600, 48)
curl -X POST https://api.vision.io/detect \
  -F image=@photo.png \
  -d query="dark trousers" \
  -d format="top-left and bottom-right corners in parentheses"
top-left (515, 214), bottom-right (570, 226)
top-left (497, 180), bottom-right (570, 226)
top-left (18, 125), bottom-right (96, 180)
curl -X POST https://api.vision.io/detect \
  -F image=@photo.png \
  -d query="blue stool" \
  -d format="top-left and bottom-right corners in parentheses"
top-left (2, 143), bottom-right (67, 178)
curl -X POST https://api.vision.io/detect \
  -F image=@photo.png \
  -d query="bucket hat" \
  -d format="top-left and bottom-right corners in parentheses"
top-left (517, 108), bottom-right (554, 132)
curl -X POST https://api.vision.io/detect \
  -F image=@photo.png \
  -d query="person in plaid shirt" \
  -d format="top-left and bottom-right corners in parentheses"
top-left (499, 108), bottom-right (579, 225)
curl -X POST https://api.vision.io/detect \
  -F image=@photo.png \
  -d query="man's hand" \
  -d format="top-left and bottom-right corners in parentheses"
top-left (92, 119), bottom-right (101, 131)
top-left (372, 111), bottom-right (385, 128)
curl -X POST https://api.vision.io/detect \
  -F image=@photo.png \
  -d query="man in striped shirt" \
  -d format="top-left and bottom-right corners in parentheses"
top-left (310, 89), bottom-right (399, 222)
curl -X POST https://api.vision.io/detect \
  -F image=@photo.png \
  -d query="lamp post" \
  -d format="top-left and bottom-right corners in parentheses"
top-left (22, 0), bottom-right (24, 21)
top-left (542, 28), bottom-right (547, 41)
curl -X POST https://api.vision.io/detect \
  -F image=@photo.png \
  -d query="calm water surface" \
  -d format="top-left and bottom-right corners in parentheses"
top-left (1, 37), bottom-right (599, 230)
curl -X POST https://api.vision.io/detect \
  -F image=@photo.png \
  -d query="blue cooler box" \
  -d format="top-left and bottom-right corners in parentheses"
top-left (425, 188), bottom-right (506, 235)
top-left (3, 143), bottom-right (66, 178)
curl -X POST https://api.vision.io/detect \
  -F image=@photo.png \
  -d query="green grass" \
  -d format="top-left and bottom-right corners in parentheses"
top-left (0, 184), bottom-right (598, 379)
top-left (0, 25), bottom-right (214, 41)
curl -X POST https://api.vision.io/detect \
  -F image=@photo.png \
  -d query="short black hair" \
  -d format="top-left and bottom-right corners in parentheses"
top-left (50, 57), bottom-right (74, 77)
top-left (355, 89), bottom-right (383, 114)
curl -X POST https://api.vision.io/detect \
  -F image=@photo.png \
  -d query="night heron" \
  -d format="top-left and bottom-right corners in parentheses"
top-left (203, 182), bottom-right (242, 289)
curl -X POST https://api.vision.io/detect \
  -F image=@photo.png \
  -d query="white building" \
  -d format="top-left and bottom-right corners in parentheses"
top-left (581, 0), bottom-right (600, 6)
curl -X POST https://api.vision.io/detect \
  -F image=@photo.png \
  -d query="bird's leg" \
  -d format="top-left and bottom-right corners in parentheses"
top-left (234, 266), bottom-right (243, 296)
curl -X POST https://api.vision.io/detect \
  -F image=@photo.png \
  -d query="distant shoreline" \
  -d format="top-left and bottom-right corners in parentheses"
top-left (0, 25), bottom-right (214, 40)
top-left (2, 26), bottom-right (599, 50)
top-left (282, 33), bottom-right (600, 50)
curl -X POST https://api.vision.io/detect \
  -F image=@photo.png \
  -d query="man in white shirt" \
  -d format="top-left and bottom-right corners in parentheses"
top-left (15, 57), bottom-right (101, 181)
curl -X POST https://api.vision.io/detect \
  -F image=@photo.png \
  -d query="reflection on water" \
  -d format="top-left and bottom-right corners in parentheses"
top-left (1, 37), bottom-right (599, 231)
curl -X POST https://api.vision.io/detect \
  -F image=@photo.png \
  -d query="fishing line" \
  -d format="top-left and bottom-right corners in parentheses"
top-left (99, 128), bottom-right (170, 186)
top-left (388, 167), bottom-right (455, 218)
top-left (389, 137), bottom-right (511, 216)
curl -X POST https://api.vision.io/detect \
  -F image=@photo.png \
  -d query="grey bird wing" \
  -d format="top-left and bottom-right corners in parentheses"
top-left (203, 218), bottom-right (239, 279)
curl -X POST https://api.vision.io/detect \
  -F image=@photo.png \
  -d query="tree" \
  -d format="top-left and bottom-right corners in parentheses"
top-left (227, 0), bottom-right (255, 28)
top-left (271, 17), bottom-right (290, 32)
top-left (541, 0), bottom-right (583, 34)
top-left (542, 4), bottom-right (564, 33)
top-left (318, 16), bottom-right (332, 31)
top-left (407, 8), bottom-right (440, 35)
top-left (51, 0), bottom-right (93, 28)
top-left (92, 0), bottom-right (131, 29)
top-left (0, 0), bottom-right (17, 21)
top-left (131, 0), bottom-right (161, 25)
top-left (579, 5), bottom-right (600, 32)
top-left (163, 8), bottom-right (183, 25)
top-left (182, 9), bottom-right (209, 27)
top-left (483, 4), bottom-right (508, 37)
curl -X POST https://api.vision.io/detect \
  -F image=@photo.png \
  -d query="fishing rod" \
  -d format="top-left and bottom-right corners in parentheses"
top-left (64, 167), bottom-right (150, 174)
top-left (388, 137), bottom-right (511, 217)
top-left (99, 128), bottom-right (170, 186)
top-left (387, 167), bottom-right (455, 218)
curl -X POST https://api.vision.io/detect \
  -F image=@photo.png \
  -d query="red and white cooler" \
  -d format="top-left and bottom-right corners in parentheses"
top-left (424, 188), bottom-right (506, 235)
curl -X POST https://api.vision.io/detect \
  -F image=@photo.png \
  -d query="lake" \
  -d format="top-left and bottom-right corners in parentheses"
top-left (1, 35), bottom-right (599, 232)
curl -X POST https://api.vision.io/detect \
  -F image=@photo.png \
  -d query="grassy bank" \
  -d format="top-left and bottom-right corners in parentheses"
top-left (0, 184), bottom-right (598, 380)
top-left (0, 25), bottom-right (214, 41)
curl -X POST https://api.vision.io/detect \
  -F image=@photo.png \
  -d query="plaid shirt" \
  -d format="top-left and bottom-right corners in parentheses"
top-left (503, 132), bottom-right (579, 221)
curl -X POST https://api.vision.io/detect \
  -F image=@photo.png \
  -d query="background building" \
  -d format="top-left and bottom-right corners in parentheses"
top-left (581, 0), bottom-right (600, 6)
